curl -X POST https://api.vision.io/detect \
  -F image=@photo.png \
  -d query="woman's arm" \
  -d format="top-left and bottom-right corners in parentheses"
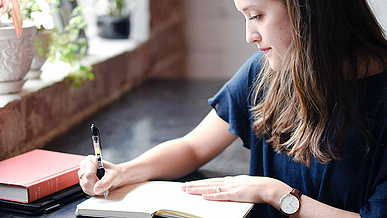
top-left (293, 195), bottom-right (360, 218)
top-left (183, 176), bottom-right (360, 218)
top-left (79, 109), bottom-right (237, 196)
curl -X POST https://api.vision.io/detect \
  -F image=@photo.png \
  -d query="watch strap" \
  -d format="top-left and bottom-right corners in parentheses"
top-left (290, 188), bottom-right (302, 199)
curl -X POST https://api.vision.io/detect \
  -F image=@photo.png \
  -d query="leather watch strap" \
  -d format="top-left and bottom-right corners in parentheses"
top-left (290, 188), bottom-right (302, 199)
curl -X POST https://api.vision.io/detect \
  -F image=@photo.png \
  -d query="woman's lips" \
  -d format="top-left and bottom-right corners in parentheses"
top-left (259, 47), bottom-right (271, 55)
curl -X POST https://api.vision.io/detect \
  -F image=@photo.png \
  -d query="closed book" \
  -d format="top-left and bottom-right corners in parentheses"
top-left (0, 149), bottom-right (85, 203)
top-left (75, 181), bottom-right (253, 218)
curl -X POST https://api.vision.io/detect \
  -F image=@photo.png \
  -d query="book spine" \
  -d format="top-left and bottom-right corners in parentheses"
top-left (27, 168), bottom-right (79, 203)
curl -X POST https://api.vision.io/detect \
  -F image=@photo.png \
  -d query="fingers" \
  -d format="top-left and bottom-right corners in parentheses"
top-left (182, 176), bottom-right (254, 202)
top-left (185, 185), bottom-right (226, 195)
top-left (182, 177), bottom-right (226, 189)
top-left (182, 177), bottom-right (226, 195)
top-left (182, 177), bottom-right (231, 189)
top-left (79, 155), bottom-right (120, 196)
top-left (78, 155), bottom-right (100, 196)
top-left (184, 182), bottom-right (231, 201)
top-left (93, 173), bottom-right (113, 195)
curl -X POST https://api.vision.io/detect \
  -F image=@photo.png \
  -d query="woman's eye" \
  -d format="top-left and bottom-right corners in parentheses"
top-left (249, 15), bottom-right (261, 20)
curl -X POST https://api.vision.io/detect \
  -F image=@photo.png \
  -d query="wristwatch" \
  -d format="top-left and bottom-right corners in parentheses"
top-left (279, 188), bottom-right (302, 216)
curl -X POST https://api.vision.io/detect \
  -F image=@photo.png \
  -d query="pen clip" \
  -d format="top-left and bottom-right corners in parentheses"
top-left (91, 124), bottom-right (102, 150)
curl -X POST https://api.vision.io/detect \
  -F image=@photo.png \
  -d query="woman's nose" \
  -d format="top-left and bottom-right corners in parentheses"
top-left (246, 23), bottom-right (261, 44)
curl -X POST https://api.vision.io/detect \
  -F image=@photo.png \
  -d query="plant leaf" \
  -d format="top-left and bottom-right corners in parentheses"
top-left (0, 0), bottom-right (10, 15)
top-left (10, 0), bottom-right (22, 38)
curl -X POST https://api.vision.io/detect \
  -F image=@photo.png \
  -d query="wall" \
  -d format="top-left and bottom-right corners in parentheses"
top-left (368, 0), bottom-right (387, 35)
top-left (183, 0), bottom-right (257, 80)
top-left (183, 0), bottom-right (387, 80)
top-left (0, 0), bottom-right (185, 160)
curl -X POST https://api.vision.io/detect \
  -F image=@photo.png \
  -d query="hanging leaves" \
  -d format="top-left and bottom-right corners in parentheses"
top-left (0, 0), bottom-right (23, 38)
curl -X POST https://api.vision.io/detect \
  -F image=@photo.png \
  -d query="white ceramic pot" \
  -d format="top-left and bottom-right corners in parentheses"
top-left (0, 21), bottom-right (36, 94)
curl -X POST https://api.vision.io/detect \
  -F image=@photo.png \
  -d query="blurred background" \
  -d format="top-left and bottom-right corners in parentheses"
top-left (78, 0), bottom-right (386, 80)
top-left (0, 0), bottom-right (386, 161)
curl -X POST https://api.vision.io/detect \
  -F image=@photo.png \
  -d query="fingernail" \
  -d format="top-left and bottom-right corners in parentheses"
top-left (95, 187), bottom-right (102, 194)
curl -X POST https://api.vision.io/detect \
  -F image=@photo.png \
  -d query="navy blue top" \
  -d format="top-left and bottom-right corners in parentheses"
top-left (208, 52), bottom-right (387, 217)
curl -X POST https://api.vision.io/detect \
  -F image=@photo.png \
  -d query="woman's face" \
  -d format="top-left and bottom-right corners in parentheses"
top-left (235, 0), bottom-right (292, 71)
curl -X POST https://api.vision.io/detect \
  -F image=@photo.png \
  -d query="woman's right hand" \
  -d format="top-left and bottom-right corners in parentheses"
top-left (77, 110), bottom-right (236, 196)
top-left (78, 155), bottom-right (123, 196)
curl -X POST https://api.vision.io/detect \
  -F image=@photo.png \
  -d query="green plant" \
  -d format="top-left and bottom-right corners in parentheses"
top-left (2, 0), bottom-right (93, 86)
top-left (19, 0), bottom-right (54, 62)
top-left (19, 0), bottom-right (54, 31)
top-left (47, 6), bottom-right (94, 86)
top-left (106, 0), bottom-right (134, 17)
top-left (0, 0), bottom-right (22, 37)
top-left (108, 0), bottom-right (124, 16)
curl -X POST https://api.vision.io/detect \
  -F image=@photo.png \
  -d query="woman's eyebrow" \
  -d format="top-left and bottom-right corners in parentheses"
top-left (241, 3), bottom-right (259, 12)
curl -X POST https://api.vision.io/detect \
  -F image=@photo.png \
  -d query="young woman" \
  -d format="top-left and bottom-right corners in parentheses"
top-left (79, 0), bottom-right (387, 217)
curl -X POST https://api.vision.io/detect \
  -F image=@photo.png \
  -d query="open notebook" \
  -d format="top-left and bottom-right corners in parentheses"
top-left (75, 181), bottom-right (253, 218)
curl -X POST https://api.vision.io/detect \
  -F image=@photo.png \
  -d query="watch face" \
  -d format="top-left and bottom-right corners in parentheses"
top-left (280, 194), bottom-right (300, 214)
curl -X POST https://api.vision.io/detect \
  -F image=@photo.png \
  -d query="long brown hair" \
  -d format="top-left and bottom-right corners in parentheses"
top-left (252, 0), bottom-right (387, 166)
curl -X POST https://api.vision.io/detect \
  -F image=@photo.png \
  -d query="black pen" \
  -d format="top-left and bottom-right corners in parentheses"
top-left (91, 124), bottom-right (108, 198)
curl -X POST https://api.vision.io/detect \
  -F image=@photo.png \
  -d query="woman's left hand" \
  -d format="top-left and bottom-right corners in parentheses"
top-left (181, 175), bottom-right (290, 204)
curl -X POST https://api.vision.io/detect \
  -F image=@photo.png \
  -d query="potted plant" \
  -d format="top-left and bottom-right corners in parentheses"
top-left (0, 0), bottom-right (36, 94)
top-left (22, 0), bottom-right (93, 85)
top-left (47, 6), bottom-right (93, 87)
top-left (96, 0), bottom-right (133, 39)
top-left (20, 0), bottom-right (54, 79)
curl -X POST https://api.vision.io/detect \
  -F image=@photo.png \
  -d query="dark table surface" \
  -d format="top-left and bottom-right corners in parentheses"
top-left (0, 79), bottom-right (250, 217)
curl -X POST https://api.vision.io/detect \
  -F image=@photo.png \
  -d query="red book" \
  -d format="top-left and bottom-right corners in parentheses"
top-left (0, 149), bottom-right (85, 203)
